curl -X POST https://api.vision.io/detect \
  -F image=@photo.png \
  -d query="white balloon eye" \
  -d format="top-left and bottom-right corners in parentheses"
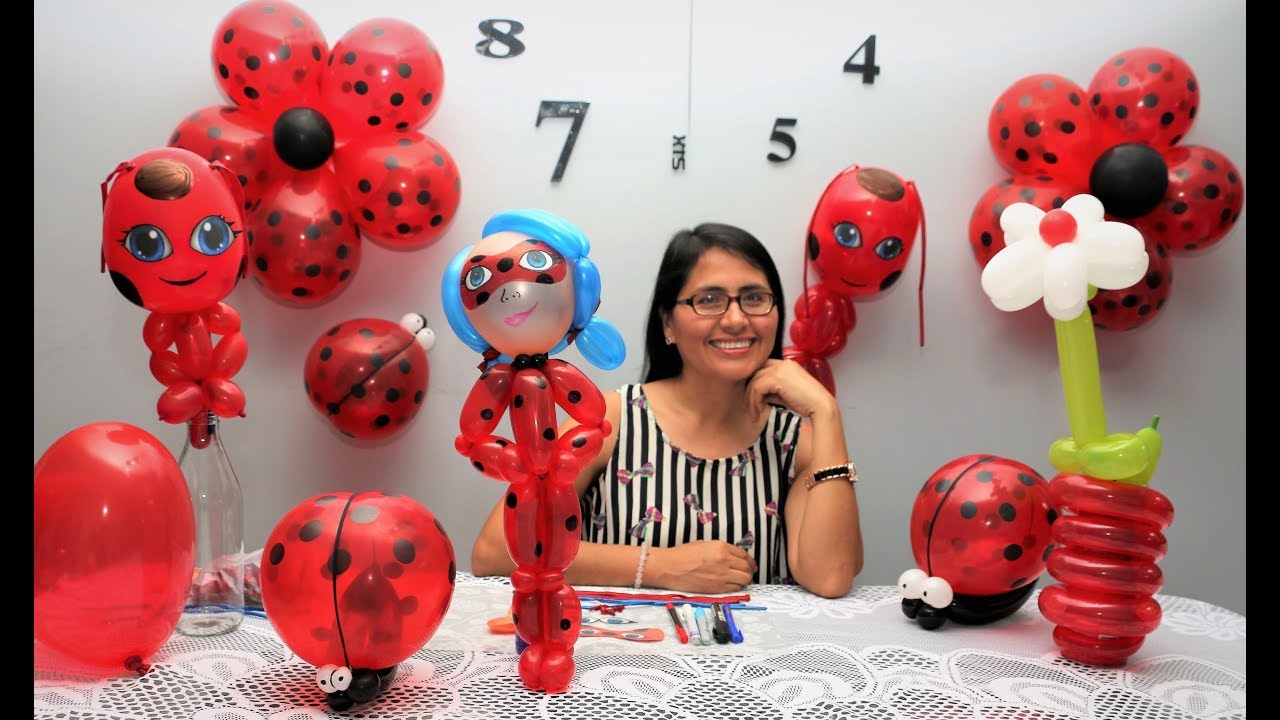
top-left (898, 568), bottom-right (928, 599)
top-left (317, 664), bottom-right (352, 692)
top-left (920, 576), bottom-right (954, 610)
top-left (415, 327), bottom-right (437, 351)
top-left (400, 312), bottom-right (427, 334)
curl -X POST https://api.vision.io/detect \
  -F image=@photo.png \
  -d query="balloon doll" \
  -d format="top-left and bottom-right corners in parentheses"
top-left (441, 208), bottom-right (624, 693)
top-left (786, 165), bottom-right (924, 395)
top-left (101, 146), bottom-right (249, 446)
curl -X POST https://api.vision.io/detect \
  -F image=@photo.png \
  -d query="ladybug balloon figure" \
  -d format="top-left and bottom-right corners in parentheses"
top-left (260, 491), bottom-right (456, 711)
top-left (785, 165), bottom-right (924, 395)
top-left (101, 146), bottom-right (251, 432)
top-left (303, 312), bottom-right (436, 443)
top-left (899, 454), bottom-right (1059, 630)
top-left (441, 208), bottom-right (625, 693)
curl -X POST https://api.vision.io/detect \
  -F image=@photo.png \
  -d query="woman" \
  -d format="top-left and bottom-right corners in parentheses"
top-left (471, 223), bottom-right (863, 598)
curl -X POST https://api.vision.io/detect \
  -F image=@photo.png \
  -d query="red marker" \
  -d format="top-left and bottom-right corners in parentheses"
top-left (665, 602), bottom-right (689, 643)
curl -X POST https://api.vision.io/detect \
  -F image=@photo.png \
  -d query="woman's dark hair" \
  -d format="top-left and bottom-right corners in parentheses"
top-left (642, 223), bottom-right (786, 382)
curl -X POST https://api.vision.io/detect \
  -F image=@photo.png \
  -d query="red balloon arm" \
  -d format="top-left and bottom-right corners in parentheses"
top-left (544, 359), bottom-right (607, 427)
top-left (202, 302), bottom-right (242, 335)
top-left (458, 364), bottom-right (515, 442)
top-left (453, 433), bottom-right (519, 481)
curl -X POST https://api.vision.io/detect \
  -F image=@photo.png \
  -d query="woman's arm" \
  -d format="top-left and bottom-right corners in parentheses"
top-left (747, 359), bottom-right (863, 598)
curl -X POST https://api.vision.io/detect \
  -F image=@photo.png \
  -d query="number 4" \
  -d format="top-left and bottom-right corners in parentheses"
top-left (843, 34), bottom-right (880, 84)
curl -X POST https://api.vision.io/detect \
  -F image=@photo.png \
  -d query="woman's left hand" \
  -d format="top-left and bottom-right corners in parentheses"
top-left (746, 359), bottom-right (837, 422)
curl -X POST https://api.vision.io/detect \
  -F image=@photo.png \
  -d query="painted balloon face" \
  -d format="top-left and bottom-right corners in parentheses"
top-left (460, 231), bottom-right (575, 357)
top-left (806, 166), bottom-right (921, 299)
top-left (102, 147), bottom-right (246, 314)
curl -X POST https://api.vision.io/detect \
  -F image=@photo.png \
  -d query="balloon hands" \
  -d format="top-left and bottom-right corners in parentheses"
top-left (1049, 416), bottom-right (1163, 486)
top-left (145, 301), bottom-right (248, 424)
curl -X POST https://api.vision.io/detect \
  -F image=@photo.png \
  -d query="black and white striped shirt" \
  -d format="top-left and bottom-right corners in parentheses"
top-left (580, 384), bottom-right (803, 584)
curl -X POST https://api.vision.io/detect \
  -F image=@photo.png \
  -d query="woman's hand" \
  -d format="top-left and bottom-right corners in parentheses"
top-left (746, 358), bottom-right (838, 422)
top-left (650, 541), bottom-right (757, 593)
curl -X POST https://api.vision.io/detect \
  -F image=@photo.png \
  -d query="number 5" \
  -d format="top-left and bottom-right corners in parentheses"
top-left (536, 101), bottom-right (590, 182)
top-left (767, 118), bottom-right (797, 163)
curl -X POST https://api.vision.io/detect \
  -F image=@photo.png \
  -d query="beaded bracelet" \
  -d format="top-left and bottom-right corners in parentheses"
top-left (804, 461), bottom-right (858, 491)
top-left (634, 545), bottom-right (650, 589)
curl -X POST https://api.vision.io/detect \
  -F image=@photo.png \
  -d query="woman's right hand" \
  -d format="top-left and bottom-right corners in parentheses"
top-left (650, 541), bottom-right (758, 593)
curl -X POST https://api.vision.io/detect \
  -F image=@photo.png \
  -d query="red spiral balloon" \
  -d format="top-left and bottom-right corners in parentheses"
top-left (1037, 473), bottom-right (1175, 666)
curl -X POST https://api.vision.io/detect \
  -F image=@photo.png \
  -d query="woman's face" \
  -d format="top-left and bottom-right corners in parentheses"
top-left (663, 247), bottom-right (778, 383)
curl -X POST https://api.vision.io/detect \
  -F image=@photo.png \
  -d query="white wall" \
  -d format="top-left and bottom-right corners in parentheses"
top-left (34, 1), bottom-right (1247, 615)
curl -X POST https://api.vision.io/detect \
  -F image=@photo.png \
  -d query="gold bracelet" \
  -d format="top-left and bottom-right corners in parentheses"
top-left (804, 461), bottom-right (858, 490)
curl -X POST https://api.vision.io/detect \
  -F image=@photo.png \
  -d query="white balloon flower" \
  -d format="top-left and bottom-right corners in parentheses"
top-left (980, 194), bottom-right (1150, 322)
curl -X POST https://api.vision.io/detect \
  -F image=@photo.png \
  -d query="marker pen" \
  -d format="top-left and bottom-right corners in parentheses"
top-left (694, 606), bottom-right (713, 646)
top-left (681, 603), bottom-right (702, 645)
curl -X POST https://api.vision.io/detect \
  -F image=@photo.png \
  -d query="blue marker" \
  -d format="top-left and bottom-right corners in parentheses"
top-left (722, 603), bottom-right (744, 643)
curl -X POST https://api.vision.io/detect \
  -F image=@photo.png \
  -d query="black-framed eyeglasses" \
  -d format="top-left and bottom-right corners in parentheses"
top-left (676, 290), bottom-right (776, 316)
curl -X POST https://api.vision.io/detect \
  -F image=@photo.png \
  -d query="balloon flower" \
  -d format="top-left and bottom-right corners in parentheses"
top-left (980, 193), bottom-right (1176, 667)
top-left (260, 491), bottom-right (456, 711)
top-left (785, 165), bottom-right (924, 395)
top-left (898, 454), bottom-right (1057, 630)
top-left (35, 422), bottom-right (195, 675)
top-left (970, 46), bottom-right (1244, 331)
top-left (169, 0), bottom-right (461, 307)
top-left (441, 208), bottom-right (625, 693)
top-left (303, 312), bottom-right (436, 443)
top-left (101, 145), bottom-right (250, 442)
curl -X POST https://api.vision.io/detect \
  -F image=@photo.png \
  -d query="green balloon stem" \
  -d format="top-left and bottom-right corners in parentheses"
top-left (1054, 310), bottom-right (1107, 446)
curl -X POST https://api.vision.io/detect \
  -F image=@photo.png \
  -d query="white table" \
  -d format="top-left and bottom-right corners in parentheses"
top-left (34, 572), bottom-right (1245, 719)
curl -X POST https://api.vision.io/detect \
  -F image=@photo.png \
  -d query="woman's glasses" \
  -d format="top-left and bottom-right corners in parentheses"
top-left (676, 291), bottom-right (776, 316)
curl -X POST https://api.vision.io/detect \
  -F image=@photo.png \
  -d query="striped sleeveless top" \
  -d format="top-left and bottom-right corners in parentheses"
top-left (580, 383), bottom-right (803, 584)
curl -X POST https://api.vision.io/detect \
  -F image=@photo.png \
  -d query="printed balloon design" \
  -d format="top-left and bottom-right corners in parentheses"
top-left (785, 165), bottom-right (923, 395)
top-left (303, 312), bottom-right (436, 443)
top-left (35, 422), bottom-right (195, 674)
top-left (970, 46), bottom-right (1243, 331)
top-left (899, 454), bottom-right (1058, 630)
top-left (260, 491), bottom-right (456, 711)
top-left (101, 145), bottom-right (251, 425)
top-left (168, 0), bottom-right (461, 308)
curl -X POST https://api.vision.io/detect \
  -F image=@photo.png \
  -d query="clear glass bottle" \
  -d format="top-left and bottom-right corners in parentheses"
top-left (176, 410), bottom-right (245, 636)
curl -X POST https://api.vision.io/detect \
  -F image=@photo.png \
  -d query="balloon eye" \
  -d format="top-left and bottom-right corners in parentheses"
top-left (191, 215), bottom-right (235, 256)
top-left (123, 224), bottom-right (173, 262)
top-left (833, 222), bottom-right (861, 248)
top-left (897, 568), bottom-right (928, 600)
top-left (464, 266), bottom-right (492, 291)
top-left (519, 249), bottom-right (554, 271)
top-left (875, 236), bottom-right (903, 260)
top-left (920, 576), bottom-right (954, 610)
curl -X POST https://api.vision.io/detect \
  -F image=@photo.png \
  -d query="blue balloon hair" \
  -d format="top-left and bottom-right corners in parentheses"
top-left (440, 209), bottom-right (625, 370)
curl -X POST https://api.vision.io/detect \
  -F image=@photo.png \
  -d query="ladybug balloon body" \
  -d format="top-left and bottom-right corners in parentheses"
top-left (260, 491), bottom-right (456, 710)
top-left (304, 313), bottom-right (436, 442)
top-left (806, 165), bottom-right (922, 298)
top-left (900, 454), bottom-right (1059, 629)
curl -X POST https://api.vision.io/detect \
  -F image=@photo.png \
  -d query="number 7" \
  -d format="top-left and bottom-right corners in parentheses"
top-left (536, 101), bottom-right (590, 182)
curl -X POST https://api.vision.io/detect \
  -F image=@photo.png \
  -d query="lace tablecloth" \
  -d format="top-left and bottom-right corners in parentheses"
top-left (34, 573), bottom-right (1246, 719)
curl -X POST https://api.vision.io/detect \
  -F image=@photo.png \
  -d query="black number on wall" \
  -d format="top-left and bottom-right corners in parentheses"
top-left (476, 19), bottom-right (526, 58)
top-left (843, 34), bottom-right (880, 84)
top-left (536, 101), bottom-right (590, 182)
top-left (767, 118), bottom-right (797, 163)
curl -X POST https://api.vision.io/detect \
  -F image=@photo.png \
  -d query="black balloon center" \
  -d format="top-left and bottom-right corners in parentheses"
top-left (1088, 143), bottom-right (1169, 219)
top-left (273, 107), bottom-right (335, 171)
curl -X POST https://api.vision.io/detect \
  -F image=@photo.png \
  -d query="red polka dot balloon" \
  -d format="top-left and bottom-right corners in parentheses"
top-left (260, 491), bottom-right (455, 708)
top-left (909, 455), bottom-right (1058, 610)
top-left (970, 46), bottom-right (1243, 332)
top-left (303, 313), bottom-right (436, 442)
top-left (169, 0), bottom-right (461, 307)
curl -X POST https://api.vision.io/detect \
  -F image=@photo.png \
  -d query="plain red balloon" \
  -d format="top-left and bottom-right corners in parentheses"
top-left (34, 422), bottom-right (195, 672)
